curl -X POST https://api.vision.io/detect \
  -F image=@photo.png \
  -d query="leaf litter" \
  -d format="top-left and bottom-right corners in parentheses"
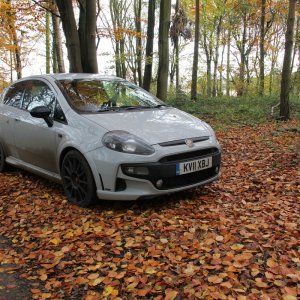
top-left (0, 121), bottom-right (299, 299)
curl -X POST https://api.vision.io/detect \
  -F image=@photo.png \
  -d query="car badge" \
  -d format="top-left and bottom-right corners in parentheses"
top-left (185, 138), bottom-right (194, 148)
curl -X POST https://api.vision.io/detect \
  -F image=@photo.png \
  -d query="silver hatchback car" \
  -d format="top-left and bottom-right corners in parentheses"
top-left (0, 74), bottom-right (221, 207)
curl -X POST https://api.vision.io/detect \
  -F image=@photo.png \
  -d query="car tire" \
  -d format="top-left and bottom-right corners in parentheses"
top-left (0, 143), bottom-right (7, 173)
top-left (61, 150), bottom-right (97, 207)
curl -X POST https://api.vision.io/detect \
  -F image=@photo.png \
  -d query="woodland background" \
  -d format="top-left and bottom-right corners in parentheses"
top-left (0, 0), bottom-right (299, 120)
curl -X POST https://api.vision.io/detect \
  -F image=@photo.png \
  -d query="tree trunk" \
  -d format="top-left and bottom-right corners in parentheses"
top-left (280, 0), bottom-right (297, 120)
top-left (55, 0), bottom-right (82, 72)
top-left (219, 40), bottom-right (226, 96)
top-left (212, 17), bottom-right (222, 97)
top-left (46, 10), bottom-right (51, 74)
top-left (191, 0), bottom-right (200, 100)
top-left (175, 37), bottom-right (180, 92)
top-left (259, 0), bottom-right (266, 96)
top-left (78, 0), bottom-right (98, 73)
top-left (207, 58), bottom-right (212, 97)
top-left (174, 0), bottom-right (180, 93)
top-left (143, 0), bottom-right (155, 91)
top-left (157, 0), bottom-right (171, 100)
top-left (134, 0), bottom-right (142, 86)
top-left (226, 28), bottom-right (231, 96)
top-left (51, 3), bottom-right (65, 73)
top-left (238, 15), bottom-right (247, 97)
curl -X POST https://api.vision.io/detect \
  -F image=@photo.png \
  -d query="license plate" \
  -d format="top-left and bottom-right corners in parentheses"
top-left (176, 157), bottom-right (212, 175)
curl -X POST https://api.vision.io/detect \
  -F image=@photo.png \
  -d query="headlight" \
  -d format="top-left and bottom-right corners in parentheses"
top-left (102, 131), bottom-right (155, 155)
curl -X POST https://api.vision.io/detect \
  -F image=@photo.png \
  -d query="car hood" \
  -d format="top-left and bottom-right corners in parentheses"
top-left (83, 108), bottom-right (211, 145)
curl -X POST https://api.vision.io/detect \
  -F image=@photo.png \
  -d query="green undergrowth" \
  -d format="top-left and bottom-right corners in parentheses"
top-left (166, 93), bottom-right (300, 130)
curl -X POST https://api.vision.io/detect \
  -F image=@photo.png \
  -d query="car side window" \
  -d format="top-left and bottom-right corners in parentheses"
top-left (21, 80), bottom-right (56, 115)
top-left (53, 101), bottom-right (66, 122)
top-left (3, 82), bottom-right (24, 108)
top-left (20, 80), bottom-right (66, 122)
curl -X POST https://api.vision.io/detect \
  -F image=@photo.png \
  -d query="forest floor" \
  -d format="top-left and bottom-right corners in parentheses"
top-left (0, 120), bottom-right (299, 300)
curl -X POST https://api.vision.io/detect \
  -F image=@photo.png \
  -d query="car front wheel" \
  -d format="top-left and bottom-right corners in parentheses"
top-left (0, 143), bottom-right (7, 173)
top-left (61, 150), bottom-right (96, 207)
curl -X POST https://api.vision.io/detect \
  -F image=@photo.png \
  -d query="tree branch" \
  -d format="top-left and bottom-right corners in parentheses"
top-left (31, 0), bottom-right (61, 18)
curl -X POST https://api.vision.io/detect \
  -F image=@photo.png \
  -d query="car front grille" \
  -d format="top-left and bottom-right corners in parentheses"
top-left (159, 147), bottom-right (219, 163)
top-left (154, 167), bottom-right (217, 190)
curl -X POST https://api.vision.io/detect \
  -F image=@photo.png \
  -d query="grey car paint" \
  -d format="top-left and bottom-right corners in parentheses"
top-left (0, 73), bottom-right (221, 206)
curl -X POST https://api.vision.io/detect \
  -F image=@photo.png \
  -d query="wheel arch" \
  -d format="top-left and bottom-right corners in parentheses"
top-left (59, 146), bottom-right (102, 191)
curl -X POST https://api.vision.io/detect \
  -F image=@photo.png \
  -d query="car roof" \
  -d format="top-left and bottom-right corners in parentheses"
top-left (49, 73), bottom-right (122, 81)
top-left (13, 73), bottom-right (123, 82)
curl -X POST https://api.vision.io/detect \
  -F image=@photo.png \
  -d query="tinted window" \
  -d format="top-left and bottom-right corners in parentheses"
top-left (53, 101), bottom-right (66, 122)
top-left (21, 80), bottom-right (56, 113)
top-left (3, 82), bottom-right (25, 108)
top-left (21, 80), bottom-right (66, 122)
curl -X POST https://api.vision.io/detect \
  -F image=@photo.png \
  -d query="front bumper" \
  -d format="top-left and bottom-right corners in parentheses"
top-left (91, 145), bottom-right (221, 201)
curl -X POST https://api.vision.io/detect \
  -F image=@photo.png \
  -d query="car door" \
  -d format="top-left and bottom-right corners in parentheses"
top-left (0, 81), bottom-right (25, 158)
top-left (13, 79), bottom-right (63, 173)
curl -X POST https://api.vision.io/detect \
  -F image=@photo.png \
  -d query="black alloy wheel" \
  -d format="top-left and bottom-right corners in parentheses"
top-left (61, 150), bottom-right (96, 207)
top-left (0, 143), bottom-right (7, 173)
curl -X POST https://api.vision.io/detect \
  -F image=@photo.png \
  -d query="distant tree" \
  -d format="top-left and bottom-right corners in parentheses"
top-left (191, 0), bottom-right (200, 100)
top-left (55, 0), bottom-right (98, 73)
top-left (157, 0), bottom-right (171, 100)
top-left (170, 0), bottom-right (191, 92)
top-left (279, 0), bottom-right (297, 120)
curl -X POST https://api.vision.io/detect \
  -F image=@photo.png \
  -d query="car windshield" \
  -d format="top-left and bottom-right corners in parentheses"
top-left (58, 79), bottom-right (166, 113)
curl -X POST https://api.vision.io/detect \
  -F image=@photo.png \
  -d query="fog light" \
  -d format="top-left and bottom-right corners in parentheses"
top-left (124, 166), bottom-right (149, 176)
top-left (156, 179), bottom-right (163, 188)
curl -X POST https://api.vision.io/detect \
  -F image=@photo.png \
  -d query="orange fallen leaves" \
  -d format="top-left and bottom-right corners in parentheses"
top-left (0, 121), bottom-right (299, 299)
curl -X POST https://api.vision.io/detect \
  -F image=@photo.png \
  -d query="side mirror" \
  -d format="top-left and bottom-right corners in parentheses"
top-left (30, 106), bottom-right (53, 127)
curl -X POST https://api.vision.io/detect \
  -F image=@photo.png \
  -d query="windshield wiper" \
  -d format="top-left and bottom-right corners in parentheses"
top-left (152, 104), bottom-right (168, 108)
top-left (97, 106), bottom-right (120, 112)
top-left (119, 106), bottom-right (146, 110)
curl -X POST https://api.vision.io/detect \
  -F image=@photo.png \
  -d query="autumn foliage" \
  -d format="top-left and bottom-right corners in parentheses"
top-left (0, 121), bottom-right (299, 299)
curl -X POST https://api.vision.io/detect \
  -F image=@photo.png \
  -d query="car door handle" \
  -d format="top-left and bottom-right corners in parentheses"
top-left (14, 118), bottom-right (20, 122)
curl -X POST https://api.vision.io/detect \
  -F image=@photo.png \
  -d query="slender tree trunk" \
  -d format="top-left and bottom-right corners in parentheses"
top-left (226, 28), bottom-right (231, 96)
top-left (55, 0), bottom-right (82, 72)
top-left (280, 0), bottom-right (297, 120)
top-left (120, 39), bottom-right (126, 78)
top-left (143, 0), bottom-right (155, 91)
top-left (259, 0), bottom-right (266, 96)
top-left (238, 15), bottom-right (247, 96)
top-left (51, 3), bottom-right (65, 73)
top-left (157, 0), bottom-right (171, 100)
top-left (212, 17), bottom-right (222, 97)
top-left (46, 10), bottom-right (51, 74)
top-left (291, 15), bottom-right (299, 72)
top-left (174, 0), bottom-right (180, 93)
top-left (134, 0), bottom-right (142, 86)
top-left (115, 42), bottom-right (122, 77)
top-left (191, 0), bottom-right (200, 100)
top-left (175, 37), bottom-right (180, 92)
top-left (219, 41), bottom-right (226, 96)
top-left (52, 40), bottom-right (57, 73)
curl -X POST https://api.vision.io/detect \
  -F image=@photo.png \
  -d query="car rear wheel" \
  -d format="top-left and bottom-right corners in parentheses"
top-left (61, 150), bottom-right (96, 207)
top-left (0, 143), bottom-right (7, 173)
